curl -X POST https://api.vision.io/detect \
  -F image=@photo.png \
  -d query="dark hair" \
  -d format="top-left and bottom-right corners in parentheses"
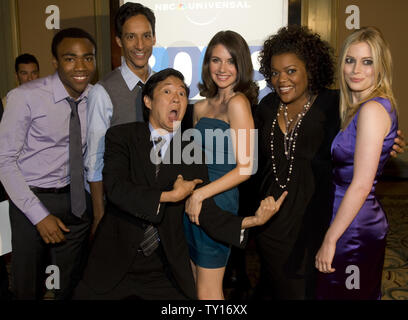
top-left (142, 68), bottom-right (189, 121)
top-left (259, 25), bottom-right (335, 94)
top-left (115, 2), bottom-right (156, 38)
top-left (51, 28), bottom-right (97, 59)
top-left (15, 53), bottom-right (39, 73)
top-left (199, 30), bottom-right (259, 105)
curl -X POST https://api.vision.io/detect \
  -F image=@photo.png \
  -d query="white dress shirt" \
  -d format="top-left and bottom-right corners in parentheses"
top-left (85, 57), bottom-right (152, 182)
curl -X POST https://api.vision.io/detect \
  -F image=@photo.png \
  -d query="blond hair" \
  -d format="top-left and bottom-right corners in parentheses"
top-left (338, 26), bottom-right (396, 129)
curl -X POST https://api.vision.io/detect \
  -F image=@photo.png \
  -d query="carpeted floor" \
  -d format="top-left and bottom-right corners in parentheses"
top-left (380, 194), bottom-right (408, 299)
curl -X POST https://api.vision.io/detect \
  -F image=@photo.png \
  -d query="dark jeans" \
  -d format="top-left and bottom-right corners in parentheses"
top-left (9, 191), bottom-right (91, 300)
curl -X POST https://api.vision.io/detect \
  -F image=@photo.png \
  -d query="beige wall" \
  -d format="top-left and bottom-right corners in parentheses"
top-left (18, 0), bottom-right (95, 78)
top-left (13, 0), bottom-right (111, 86)
top-left (1, 0), bottom-right (111, 97)
top-left (336, 0), bottom-right (408, 163)
top-left (0, 1), bottom-right (19, 98)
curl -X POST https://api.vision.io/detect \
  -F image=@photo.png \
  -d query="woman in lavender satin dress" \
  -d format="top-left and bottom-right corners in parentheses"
top-left (315, 27), bottom-right (398, 300)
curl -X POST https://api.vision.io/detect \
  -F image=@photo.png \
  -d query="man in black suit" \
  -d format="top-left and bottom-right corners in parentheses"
top-left (73, 68), bottom-right (285, 300)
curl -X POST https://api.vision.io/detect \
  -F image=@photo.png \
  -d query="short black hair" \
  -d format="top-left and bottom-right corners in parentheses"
top-left (51, 28), bottom-right (97, 60)
top-left (142, 68), bottom-right (189, 122)
top-left (259, 25), bottom-right (335, 94)
top-left (115, 2), bottom-right (156, 38)
top-left (15, 53), bottom-right (39, 73)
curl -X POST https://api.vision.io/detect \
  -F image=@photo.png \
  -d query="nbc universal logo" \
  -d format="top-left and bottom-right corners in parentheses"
top-left (154, 1), bottom-right (251, 11)
top-left (154, 1), bottom-right (252, 26)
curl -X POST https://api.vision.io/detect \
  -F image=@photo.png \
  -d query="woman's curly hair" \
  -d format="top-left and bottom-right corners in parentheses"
top-left (259, 25), bottom-right (335, 94)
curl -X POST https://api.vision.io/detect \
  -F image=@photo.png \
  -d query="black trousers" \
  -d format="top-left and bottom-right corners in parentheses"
top-left (9, 191), bottom-right (91, 300)
top-left (0, 255), bottom-right (10, 300)
top-left (73, 245), bottom-right (188, 300)
top-left (255, 235), bottom-right (310, 300)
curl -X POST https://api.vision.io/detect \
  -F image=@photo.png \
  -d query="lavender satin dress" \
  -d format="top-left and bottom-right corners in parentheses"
top-left (316, 97), bottom-right (398, 300)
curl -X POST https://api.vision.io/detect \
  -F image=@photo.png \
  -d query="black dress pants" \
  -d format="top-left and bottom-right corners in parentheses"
top-left (73, 245), bottom-right (188, 300)
top-left (9, 191), bottom-right (91, 300)
top-left (255, 235), bottom-right (307, 300)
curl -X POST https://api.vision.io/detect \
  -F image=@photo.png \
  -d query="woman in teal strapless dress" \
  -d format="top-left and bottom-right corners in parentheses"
top-left (183, 30), bottom-right (259, 300)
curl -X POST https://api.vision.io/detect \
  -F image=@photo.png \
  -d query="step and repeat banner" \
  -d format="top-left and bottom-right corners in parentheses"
top-left (124, 0), bottom-right (288, 101)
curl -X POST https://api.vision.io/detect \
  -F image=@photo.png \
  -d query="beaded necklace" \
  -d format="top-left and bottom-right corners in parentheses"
top-left (270, 98), bottom-right (312, 190)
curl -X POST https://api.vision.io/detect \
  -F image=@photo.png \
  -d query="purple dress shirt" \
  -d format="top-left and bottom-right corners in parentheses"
top-left (0, 72), bottom-right (91, 225)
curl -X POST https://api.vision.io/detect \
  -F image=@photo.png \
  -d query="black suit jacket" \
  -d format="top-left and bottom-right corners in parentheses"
top-left (81, 122), bottom-right (247, 299)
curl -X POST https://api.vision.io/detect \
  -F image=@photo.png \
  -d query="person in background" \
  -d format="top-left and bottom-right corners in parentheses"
top-left (2, 53), bottom-right (40, 108)
top-left (15, 53), bottom-right (40, 86)
top-left (0, 53), bottom-right (40, 300)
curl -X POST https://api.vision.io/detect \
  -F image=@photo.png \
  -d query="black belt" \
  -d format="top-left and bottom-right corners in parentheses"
top-left (29, 185), bottom-right (70, 194)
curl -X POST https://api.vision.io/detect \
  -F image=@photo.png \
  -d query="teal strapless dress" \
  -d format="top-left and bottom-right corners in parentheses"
top-left (183, 117), bottom-right (239, 268)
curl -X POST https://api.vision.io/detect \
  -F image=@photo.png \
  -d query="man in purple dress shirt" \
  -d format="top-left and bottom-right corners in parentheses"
top-left (0, 28), bottom-right (96, 300)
